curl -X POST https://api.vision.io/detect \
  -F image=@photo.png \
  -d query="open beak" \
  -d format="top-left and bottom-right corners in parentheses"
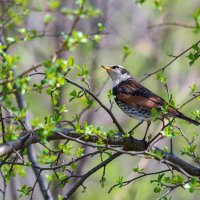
top-left (101, 65), bottom-right (112, 71)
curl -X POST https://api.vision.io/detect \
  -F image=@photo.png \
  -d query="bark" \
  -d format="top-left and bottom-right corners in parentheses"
top-left (0, 128), bottom-right (199, 177)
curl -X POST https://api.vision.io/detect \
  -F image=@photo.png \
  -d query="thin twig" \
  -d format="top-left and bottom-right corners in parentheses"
top-left (148, 22), bottom-right (196, 30)
top-left (140, 40), bottom-right (200, 82)
top-left (0, 107), bottom-right (6, 143)
top-left (108, 169), bottom-right (170, 193)
top-left (157, 180), bottom-right (190, 200)
top-left (63, 152), bottom-right (122, 199)
top-left (65, 78), bottom-right (124, 133)
top-left (148, 119), bottom-right (175, 146)
top-left (0, 63), bottom-right (43, 85)
top-left (179, 93), bottom-right (200, 109)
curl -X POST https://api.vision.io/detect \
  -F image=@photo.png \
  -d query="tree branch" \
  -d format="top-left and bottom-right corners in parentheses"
top-left (0, 128), bottom-right (200, 178)
top-left (13, 73), bottom-right (53, 200)
top-left (63, 152), bottom-right (122, 199)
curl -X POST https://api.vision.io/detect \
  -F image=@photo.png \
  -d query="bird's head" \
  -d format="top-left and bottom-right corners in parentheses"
top-left (101, 65), bottom-right (132, 86)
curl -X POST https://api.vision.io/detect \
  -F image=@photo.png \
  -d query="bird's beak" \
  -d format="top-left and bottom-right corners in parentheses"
top-left (101, 65), bottom-right (112, 71)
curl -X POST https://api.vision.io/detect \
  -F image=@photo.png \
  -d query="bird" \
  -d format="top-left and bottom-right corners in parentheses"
top-left (102, 65), bottom-right (200, 140)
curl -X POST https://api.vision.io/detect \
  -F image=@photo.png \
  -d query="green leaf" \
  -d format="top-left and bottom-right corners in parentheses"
top-left (43, 14), bottom-right (54, 25)
top-left (25, 162), bottom-right (32, 166)
top-left (156, 72), bottom-right (167, 84)
top-left (151, 108), bottom-right (160, 120)
top-left (17, 185), bottom-right (32, 197)
top-left (33, 83), bottom-right (43, 93)
top-left (68, 56), bottom-right (75, 66)
top-left (6, 37), bottom-right (16, 43)
top-left (116, 176), bottom-right (124, 188)
top-left (164, 146), bottom-right (169, 153)
top-left (184, 183), bottom-right (191, 189)
top-left (18, 28), bottom-right (27, 34)
top-left (192, 109), bottom-right (200, 120)
top-left (192, 8), bottom-right (200, 27)
top-left (160, 125), bottom-right (176, 138)
top-left (58, 195), bottom-right (63, 200)
top-left (107, 90), bottom-right (115, 101)
top-left (59, 144), bottom-right (74, 155)
top-left (93, 34), bottom-right (102, 42)
top-left (136, 0), bottom-right (146, 5)
top-left (51, 89), bottom-right (60, 105)
top-left (154, 0), bottom-right (163, 11)
top-left (123, 45), bottom-right (132, 61)
top-left (181, 144), bottom-right (197, 157)
top-left (45, 173), bottom-right (55, 182)
top-left (97, 23), bottom-right (104, 32)
top-left (69, 89), bottom-right (78, 102)
top-left (70, 163), bottom-right (77, 170)
top-left (76, 147), bottom-right (84, 156)
top-left (76, 64), bottom-right (89, 78)
top-left (133, 166), bottom-right (139, 172)
top-left (189, 83), bottom-right (196, 94)
top-left (55, 104), bottom-right (68, 113)
top-left (38, 152), bottom-right (57, 164)
top-left (49, 1), bottom-right (60, 10)
top-left (56, 172), bottom-right (68, 182)
top-left (154, 186), bottom-right (161, 193)
top-left (160, 197), bottom-right (168, 200)
top-left (187, 44), bottom-right (200, 66)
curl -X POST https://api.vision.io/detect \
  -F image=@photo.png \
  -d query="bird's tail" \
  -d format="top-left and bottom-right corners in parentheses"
top-left (178, 113), bottom-right (200, 126)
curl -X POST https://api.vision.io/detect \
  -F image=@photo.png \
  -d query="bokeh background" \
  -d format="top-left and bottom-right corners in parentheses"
top-left (3, 0), bottom-right (200, 199)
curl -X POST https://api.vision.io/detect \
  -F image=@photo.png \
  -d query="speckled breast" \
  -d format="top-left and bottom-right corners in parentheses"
top-left (115, 100), bottom-right (151, 121)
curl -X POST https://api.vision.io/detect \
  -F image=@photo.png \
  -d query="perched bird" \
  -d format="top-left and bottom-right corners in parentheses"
top-left (102, 65), bottom-right (200, 140)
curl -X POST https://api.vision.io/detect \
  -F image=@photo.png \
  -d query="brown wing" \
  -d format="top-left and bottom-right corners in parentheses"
top-left (114, 79), bottom-right (187, 119)
top-left (117, 93), bottom-right (162, 108)
top-left (114, 79), bottom-right (165, 109)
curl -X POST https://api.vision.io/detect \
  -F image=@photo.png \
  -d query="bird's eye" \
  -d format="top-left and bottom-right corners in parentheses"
top-left (112, 66), bottom-right (118, 69)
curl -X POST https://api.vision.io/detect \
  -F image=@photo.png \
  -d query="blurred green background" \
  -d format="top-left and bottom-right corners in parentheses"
top-left (3, 0), bottom-right (200, 199)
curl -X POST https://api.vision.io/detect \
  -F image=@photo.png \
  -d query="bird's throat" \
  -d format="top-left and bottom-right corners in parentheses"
top-left (112, 73), bottom-right (132, 87)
